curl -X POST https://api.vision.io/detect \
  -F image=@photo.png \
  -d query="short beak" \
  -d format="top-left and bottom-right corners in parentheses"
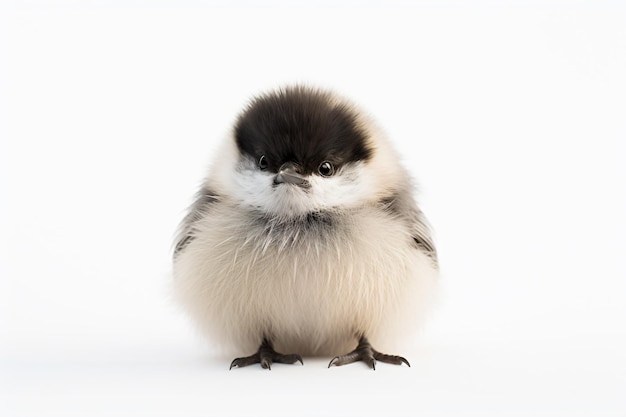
top-left (274, 163), bottom-right (310, 188)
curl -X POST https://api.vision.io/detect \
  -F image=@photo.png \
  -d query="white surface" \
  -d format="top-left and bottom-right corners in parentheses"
top-left (1, 2), bottom-right (625, 416)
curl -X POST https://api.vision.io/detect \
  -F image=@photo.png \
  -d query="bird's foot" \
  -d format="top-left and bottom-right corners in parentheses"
top-left (328, 336), bottom-right (410, 370)
top-left (229, 338), bottom-right (303, 370)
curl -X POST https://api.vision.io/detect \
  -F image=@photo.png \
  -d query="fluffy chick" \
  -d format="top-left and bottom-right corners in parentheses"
top-left (173, 86), bottom-right (438, 370)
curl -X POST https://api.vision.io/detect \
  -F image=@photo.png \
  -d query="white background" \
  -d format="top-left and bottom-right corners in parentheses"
top-left (1, 1), bottom-right (625, 416)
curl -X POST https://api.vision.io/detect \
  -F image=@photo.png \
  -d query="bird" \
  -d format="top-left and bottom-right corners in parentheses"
top-left (172, 86), bottom-right (438, 370)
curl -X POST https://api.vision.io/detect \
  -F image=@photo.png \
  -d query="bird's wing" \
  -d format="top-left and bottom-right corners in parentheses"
top-left (409, 205), bottom-right (438, 267)
top-left (174, 186), bottom-right (219, 257)
top-left (381, 193), bottom-right (438, 268)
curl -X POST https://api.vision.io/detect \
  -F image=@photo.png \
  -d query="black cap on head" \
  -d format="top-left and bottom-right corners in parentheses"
top-left (234, 86), bottom-right (373, 175)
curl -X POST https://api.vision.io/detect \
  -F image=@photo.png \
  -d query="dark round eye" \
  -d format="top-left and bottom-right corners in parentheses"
top-left (318, 161), bottom-right (335, 177)
top-left (258, 155), bottom-right (268, 170)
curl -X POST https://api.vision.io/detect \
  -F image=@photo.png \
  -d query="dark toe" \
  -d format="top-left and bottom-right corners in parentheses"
top-left (373, 351), bottom-right (411, 367)
top-left (260, 357), bottom-right (272, 370)
top-left (229, 354), bottom-right (261, 370)
top-left (328, 350), bottom-right (376, 369)
top-left (273, 353), bottom-right (303, 365)
top-left (230, 340), bottom-right (302, 370)
top-left (329, 336), bottom-right (410, 370)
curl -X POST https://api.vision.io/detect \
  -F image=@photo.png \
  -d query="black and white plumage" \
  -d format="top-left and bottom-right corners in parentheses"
top-left (173, 86), bottom-right (438, 369)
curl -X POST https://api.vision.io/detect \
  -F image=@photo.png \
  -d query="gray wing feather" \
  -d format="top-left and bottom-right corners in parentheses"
top-left (409, 206), bottom-right (439, 267)
top-left (174, 186), bottom-right (219, 257)
top-left (381, 192), bottom-right (438, 268)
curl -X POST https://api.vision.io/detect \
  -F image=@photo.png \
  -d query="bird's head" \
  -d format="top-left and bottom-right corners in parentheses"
top-left (212, 86), bottom-right (402, 220)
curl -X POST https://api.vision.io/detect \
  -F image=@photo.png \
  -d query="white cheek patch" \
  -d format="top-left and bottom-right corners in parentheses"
top-left (227, 161), bottom-right (375, 218)
top-left (307, 163), bottom-right (374, 211)
top-left (228, 160), bottom-right (276, 208)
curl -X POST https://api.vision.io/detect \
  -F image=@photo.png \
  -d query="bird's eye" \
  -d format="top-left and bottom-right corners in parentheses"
top-left (318, 161), bottom-right (335, 177)
top-left (258, 155), bottom-right (268, 170)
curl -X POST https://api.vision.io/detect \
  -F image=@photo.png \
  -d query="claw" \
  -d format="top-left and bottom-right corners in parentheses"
top-left (229, 358), bottom-right (243, 370)
top-left (328, 356), bottom-right (339, 368)
top-left (229, 340), bottom-right (302, 370)
top-left (329, 336), bottom-right (410, 370)
top-left (372, 351), bottom-right (411, 367)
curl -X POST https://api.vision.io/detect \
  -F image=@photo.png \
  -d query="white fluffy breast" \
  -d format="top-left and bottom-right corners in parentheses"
top-left (173, 201), bottom-right (438, 356)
